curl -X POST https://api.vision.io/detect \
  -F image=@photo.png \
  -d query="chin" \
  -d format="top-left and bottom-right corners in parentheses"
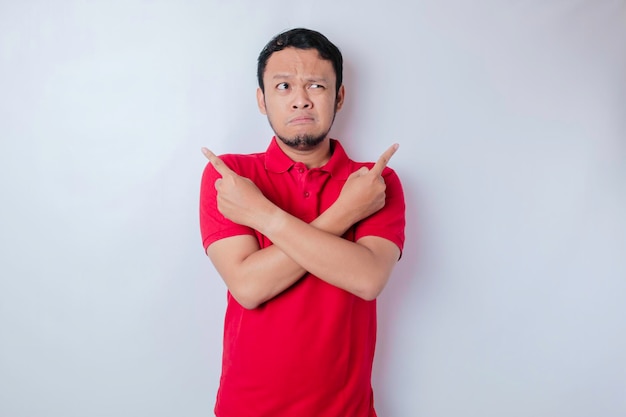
top-left (277, 132), bottom-right (328, 150)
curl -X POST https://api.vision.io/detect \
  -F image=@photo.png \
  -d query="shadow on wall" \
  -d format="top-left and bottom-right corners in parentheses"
top-left (372, 169), bottom-right (430, 410)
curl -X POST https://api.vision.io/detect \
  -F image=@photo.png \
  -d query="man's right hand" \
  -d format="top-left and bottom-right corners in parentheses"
top-left (335, 143), bottom-right (399, 224)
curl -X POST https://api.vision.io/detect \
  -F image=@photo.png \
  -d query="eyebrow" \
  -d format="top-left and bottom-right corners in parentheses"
top-left (271, 74), bottom-right (329, 83)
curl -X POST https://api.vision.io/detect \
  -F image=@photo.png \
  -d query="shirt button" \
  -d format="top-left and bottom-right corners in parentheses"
top-left (304, 191), bottom-right (310, 198)
top-left (298, 168), bottom-right (305, 173)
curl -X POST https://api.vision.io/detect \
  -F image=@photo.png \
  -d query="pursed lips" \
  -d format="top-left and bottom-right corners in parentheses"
top-left (288, 115), bottom-right (315, 125)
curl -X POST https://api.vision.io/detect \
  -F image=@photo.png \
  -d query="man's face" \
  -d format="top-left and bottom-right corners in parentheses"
top-left (257, 47), bottom-right (345, 151)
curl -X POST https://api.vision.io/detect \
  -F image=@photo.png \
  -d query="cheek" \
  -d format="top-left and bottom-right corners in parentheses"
top-left (320, 99), bottom-right (338, 118)
top-left (264, 95), bottom-right (286, 112)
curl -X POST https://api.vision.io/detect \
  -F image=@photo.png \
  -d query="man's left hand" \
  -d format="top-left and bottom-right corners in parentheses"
top-left (202, 148), bottom-right (276, 229)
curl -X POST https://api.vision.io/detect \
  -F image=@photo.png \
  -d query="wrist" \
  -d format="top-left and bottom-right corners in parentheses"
top-left (316, 200), bottom-right (357, 235)
top-left (257, 203), bottom-right (287, 237)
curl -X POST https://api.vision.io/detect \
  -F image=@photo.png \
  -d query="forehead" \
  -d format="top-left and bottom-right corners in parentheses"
top-left (264, 47), bottom-right (335, 82)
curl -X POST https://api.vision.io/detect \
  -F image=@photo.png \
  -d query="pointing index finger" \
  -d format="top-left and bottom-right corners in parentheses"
top-left (371, 143), bottom-right (399, 176)
top-left (201, 147), bottom-right (234, 176)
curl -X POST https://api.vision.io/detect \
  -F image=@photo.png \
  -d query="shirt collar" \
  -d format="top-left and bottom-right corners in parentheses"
top-left (265, 137), bottom-right (352, 180)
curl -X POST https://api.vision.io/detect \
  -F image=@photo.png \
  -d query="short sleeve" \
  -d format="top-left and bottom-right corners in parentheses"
top-left (353, 167), bottom-right (406, 254)
top-left (199, 160), bottom-right (255, 251)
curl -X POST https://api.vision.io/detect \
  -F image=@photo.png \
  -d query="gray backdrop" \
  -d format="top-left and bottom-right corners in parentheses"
top-left (1, 1), bottom-right (625, 416)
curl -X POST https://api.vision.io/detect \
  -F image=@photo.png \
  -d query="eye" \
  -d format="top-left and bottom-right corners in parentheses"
top-left (309, 83), bottom-right (325, 89)
top-left (276, 82), bottom-right (289, 90)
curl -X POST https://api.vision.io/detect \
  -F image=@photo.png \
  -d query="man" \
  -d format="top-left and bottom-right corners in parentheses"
top-left (200, 28), bottom-right (405, 417)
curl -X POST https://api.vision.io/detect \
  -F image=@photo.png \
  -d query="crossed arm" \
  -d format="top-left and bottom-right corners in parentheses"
top-left (202, 145), bottom-right (401, 309)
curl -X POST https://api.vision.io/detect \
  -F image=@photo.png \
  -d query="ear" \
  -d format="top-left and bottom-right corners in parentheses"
top-left (335, 84), bottom-right (345, 112)
top-left (256, 88), bottom-right (267, 115)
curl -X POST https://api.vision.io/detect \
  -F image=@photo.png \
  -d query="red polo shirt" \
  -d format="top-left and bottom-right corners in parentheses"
top-left (200, 137), bottom-right (405, 417)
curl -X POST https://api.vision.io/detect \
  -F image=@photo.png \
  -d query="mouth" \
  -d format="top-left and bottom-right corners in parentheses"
top-left (288, 115), bottom-right (315, 125)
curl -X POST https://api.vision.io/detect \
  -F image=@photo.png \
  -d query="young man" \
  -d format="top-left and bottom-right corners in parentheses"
top-left (200, 28), bottom-right (405, 417)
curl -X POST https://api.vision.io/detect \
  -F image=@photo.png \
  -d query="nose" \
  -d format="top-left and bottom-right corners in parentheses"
top-left (291, 87), bottom-right (312, 109)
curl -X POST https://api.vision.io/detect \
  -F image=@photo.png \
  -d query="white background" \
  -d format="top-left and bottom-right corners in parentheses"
top-left (1, 1), bottom-right (625, 416)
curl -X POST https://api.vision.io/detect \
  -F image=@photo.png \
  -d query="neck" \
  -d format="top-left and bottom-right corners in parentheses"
top-left (276, 137), bottom-right (332, 169)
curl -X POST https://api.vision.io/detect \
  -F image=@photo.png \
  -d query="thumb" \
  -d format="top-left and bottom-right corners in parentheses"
top-left (350, 166), bottom-right (369, 177)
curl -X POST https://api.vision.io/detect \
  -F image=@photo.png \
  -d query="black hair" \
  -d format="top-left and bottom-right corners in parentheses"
top-left (257, 28), bottom-right (343, 94)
